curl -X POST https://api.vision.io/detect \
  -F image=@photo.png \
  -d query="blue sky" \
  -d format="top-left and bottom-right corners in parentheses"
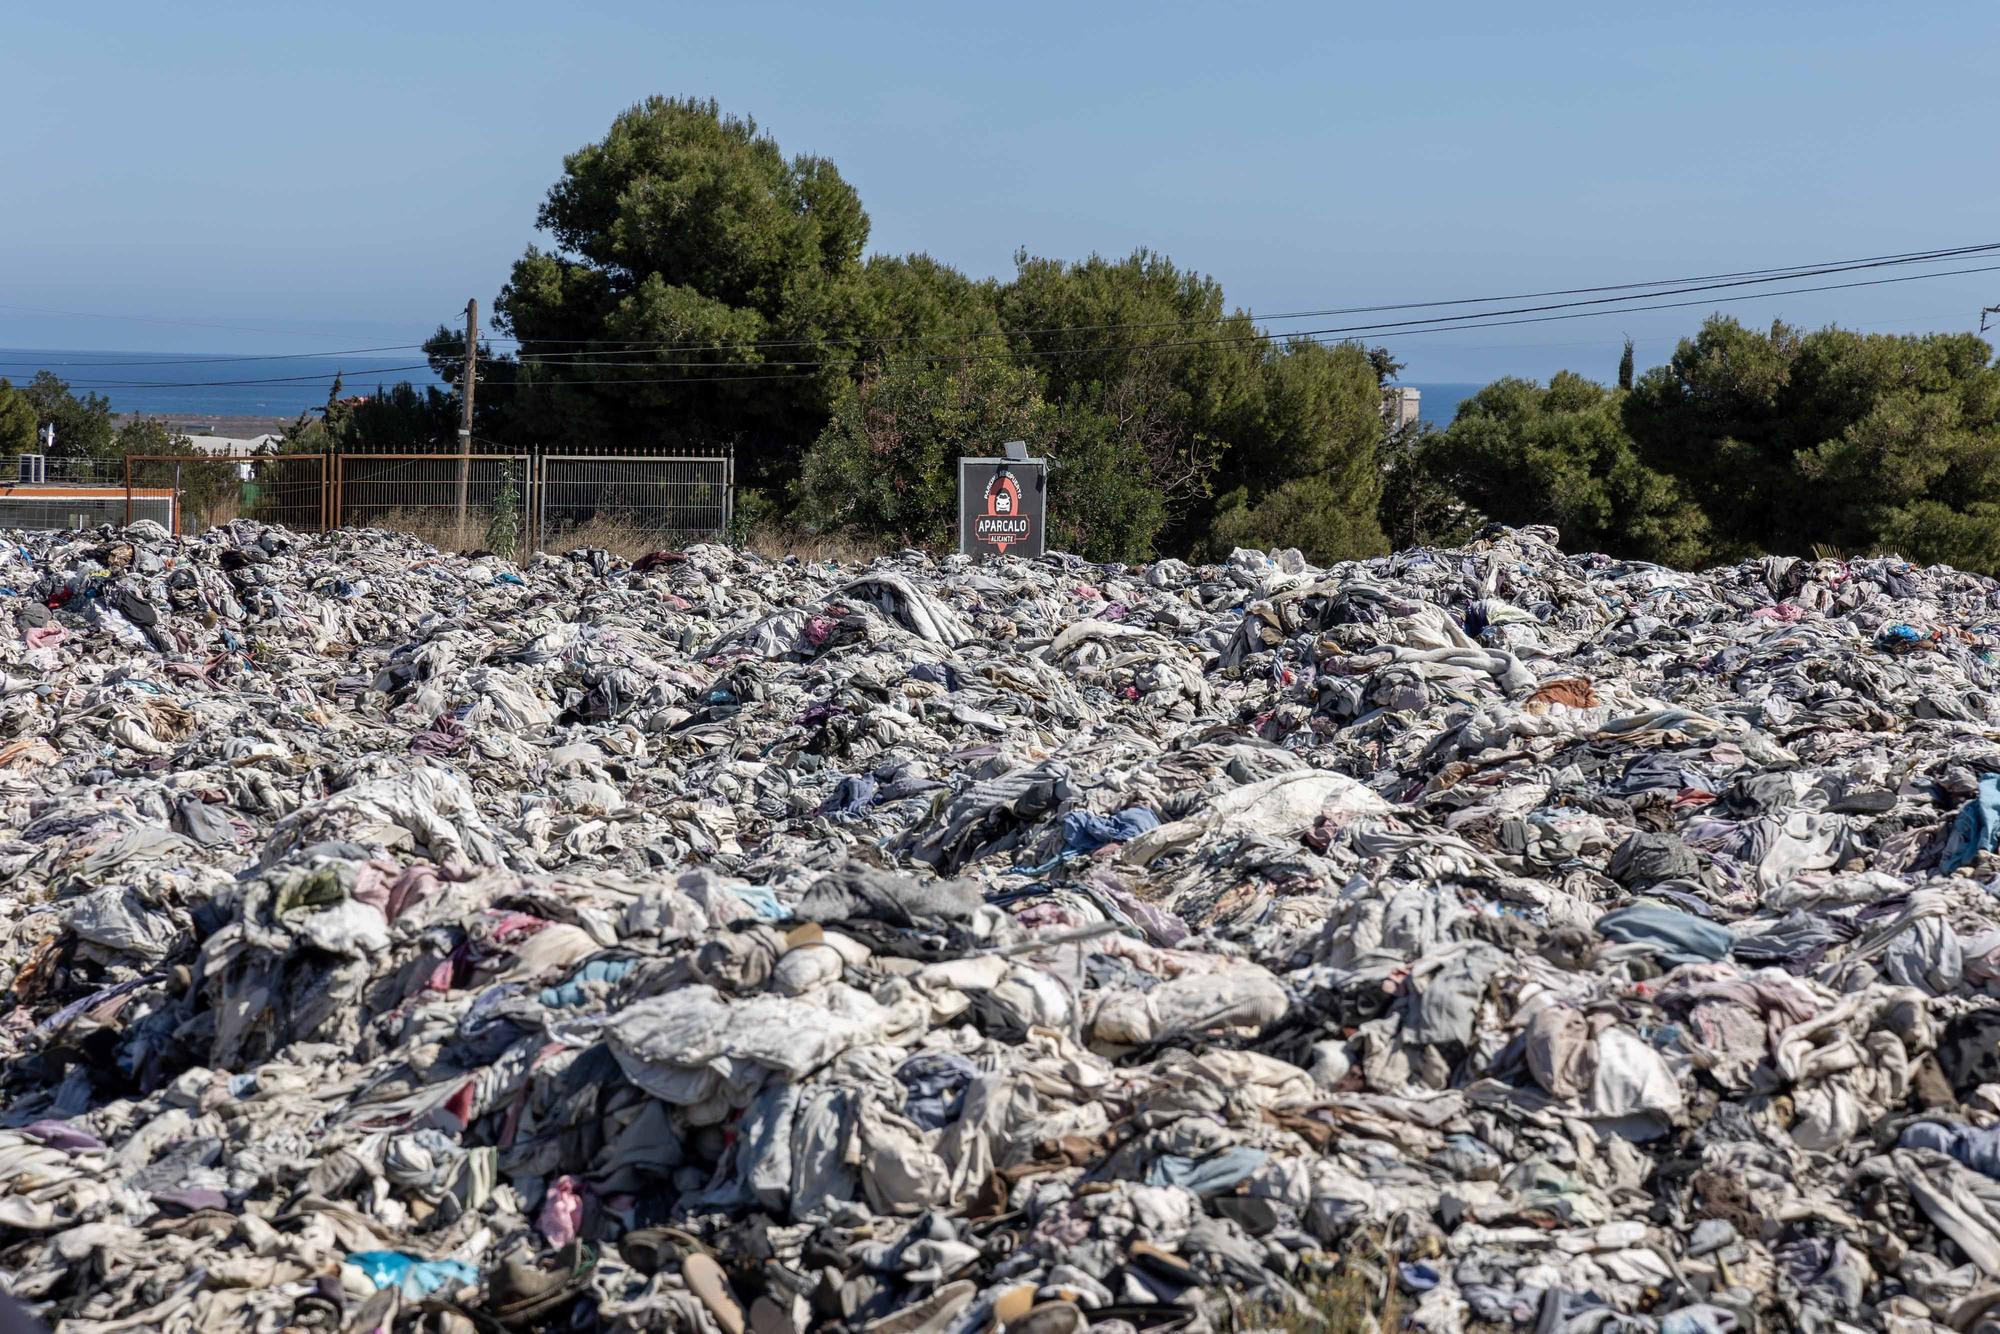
top-left (5, 0), bottom-right (1999, 381)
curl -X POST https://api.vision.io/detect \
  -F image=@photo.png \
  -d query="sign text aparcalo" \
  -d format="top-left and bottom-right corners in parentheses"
top-left (958, 457), bottom-right (1047, 560)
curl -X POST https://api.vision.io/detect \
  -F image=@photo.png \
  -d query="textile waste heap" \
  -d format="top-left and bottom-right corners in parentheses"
top-left (7, 519), bottom-right (2000, 1333)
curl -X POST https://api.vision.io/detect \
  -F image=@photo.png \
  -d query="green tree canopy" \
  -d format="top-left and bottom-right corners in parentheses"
top-left (799, 358), bottom-right (1045, 554)
top-left (112, 417), bottom-right (191, 455)
top-left (1206, 339), bottom-right (1389, 561)
top-left (1211, 475), bottom-right (1387, 565)
top-left (19, 371), bottom-right (118, 460)
top-left (1000, 249), bottom-right (1255, 545)
top-left (799, 247), bottom-right (1396, 562)
top-left (849, 254), bottom-right (1005, 365)
top-left (0, 379), bottom-right (36, 455)
top-left (278, 373), bottom-right (459, 455)
top-left (798, 355), bottom-right (1172, 562)
top-left (486, 96), bottom-right (873, 479)
top-left (1424, 371), bottom-right (1709, 566)
top-left (1625, 316), bottom-right (2000, 566)
top-left (1380, 421), bottom-right (1479, 551)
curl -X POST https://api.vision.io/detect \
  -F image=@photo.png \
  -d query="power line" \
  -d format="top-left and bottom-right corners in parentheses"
top-left (34, 247), bottom-right (2000, 390)
top-left (1359, 263), bottom-right (2000, 342)
top-left (8, 238), bottom-right (1991, 379)
top-left (1270, 260), bottom-right (2000, 342)
top-left (481, 240), bottom-right (2000, 356)
top-left (1377, 304), bottom-right (1980, 356)
top-left (496, 245), bottom-right (2000, 366)
top-left (39, 362), bottom-right (437, 389)
top-left (455, 260), bottom-right (2000, 383)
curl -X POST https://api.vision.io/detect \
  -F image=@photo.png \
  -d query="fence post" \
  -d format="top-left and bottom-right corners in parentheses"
top-left (123, 454), bottom-right (133, 527)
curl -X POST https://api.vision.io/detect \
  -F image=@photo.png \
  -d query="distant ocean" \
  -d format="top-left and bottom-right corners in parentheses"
top-left (1410, 382), bottom-right (1479, 429)
top-left (0, 348), bottom-right (1481, 432)
top-left (0, 348), bottom-right (446, 421)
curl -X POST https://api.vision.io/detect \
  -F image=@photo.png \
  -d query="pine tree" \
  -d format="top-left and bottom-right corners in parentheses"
top-left (1617, 338), bottom-right (1635, 391)
top-left (0, 379), bottom-right (36, 454)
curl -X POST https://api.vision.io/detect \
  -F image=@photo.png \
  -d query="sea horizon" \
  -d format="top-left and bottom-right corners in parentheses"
top-left (0, 347), bottom-right (447, 423)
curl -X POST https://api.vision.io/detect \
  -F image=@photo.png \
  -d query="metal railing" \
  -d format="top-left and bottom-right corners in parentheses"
top-left (1, 450), bottom-right (736, 551)
top-left (124, 454), bottom-right (329, 534)
top-left (539, 452), bottom-right (733, 552)
top-left (333, 453), bottom-right (535, 555)
top-left (33, 456), bottom-right (129, 487)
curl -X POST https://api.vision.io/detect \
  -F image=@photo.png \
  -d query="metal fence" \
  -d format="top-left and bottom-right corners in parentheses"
top-left (2, 454), bottom-right (155, 533)
top-left (333, 453), bottom-right (536, 554)
top-left (125, 454), bottom-right (328, 534)
top-left (2, 450), bottom-right (734, 552)
top-left (27, 455), bottom-right (128, 487)
top-left (540, 453), bottom-right (733, 552)
top-left (1, 488), bottom-right (174, 532)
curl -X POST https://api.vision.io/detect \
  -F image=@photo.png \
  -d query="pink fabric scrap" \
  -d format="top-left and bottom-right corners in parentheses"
top-left (538, 1174), bottom-right (585, 1247)
top-left (485, 911), bottom-right (550, 944)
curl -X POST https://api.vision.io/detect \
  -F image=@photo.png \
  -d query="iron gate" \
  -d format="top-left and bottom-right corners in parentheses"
top-left (539, 452), bottom-right (733, 552)
top-left (333, 453), bottom-right (535, 555)
top-left (123, 454), bottom-right (329, 534)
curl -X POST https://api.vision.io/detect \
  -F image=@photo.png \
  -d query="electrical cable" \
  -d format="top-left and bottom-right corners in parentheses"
top-left (438, 261), bottom-right (2000, 385)
top-left (28, 244), bottom-right (1999, 389)
top-left (480, 240), bottom-right (2000, 355)
top-left (38, 362), bottom-right (437, 390)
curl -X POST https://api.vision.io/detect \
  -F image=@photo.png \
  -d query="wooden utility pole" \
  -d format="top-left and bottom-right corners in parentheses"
top-left (455, 298), bottom-right (477, 532)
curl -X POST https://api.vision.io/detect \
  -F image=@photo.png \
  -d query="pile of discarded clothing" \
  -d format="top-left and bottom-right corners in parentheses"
top-left (12, 518), bottom-right (2000, 1333)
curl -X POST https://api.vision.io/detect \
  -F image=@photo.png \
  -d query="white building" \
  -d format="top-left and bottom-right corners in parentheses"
top-left (175, 433), bottom-right (284, 457)
top-left (1382, 386), bottom-right (1421, 431)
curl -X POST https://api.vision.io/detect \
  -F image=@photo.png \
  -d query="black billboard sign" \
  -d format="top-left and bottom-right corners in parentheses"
top-left (958, 456), bottom-right (1047, 560)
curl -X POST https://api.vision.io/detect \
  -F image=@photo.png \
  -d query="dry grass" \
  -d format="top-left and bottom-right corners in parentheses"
top-left (1246, 1263), bottom-right (1403, 1334)
top-left (342, 507), bottom-right (670, 559)
top-left (544, 513), bottom-right (679, 561)
top-left (365, 508), bottom-right (510, 554)
top-left (185, 495), bottom-right (244, 531)
top-left (738, 522), bottom-right (884, 564)
top-left (358, 509), bottom-right (659, 559)
top-left (341, 509), bottom-right (887, 566)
